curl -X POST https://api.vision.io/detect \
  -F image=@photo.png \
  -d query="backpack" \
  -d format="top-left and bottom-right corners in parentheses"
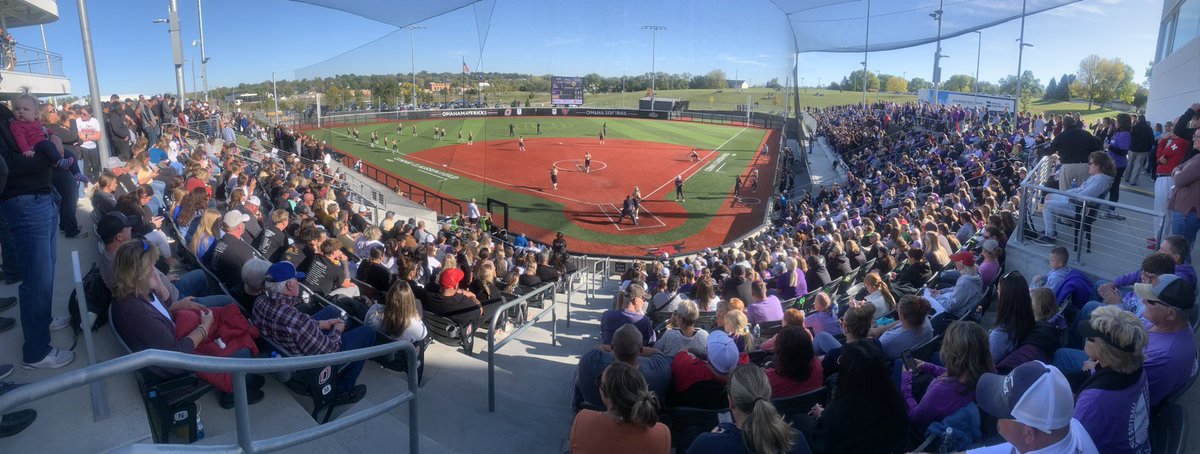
top-left (69, 263), bottom-right (113, 333)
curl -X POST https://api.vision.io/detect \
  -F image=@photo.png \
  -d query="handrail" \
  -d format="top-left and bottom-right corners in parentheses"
top-left (4, 42), bottom-right (65, 77)
top-left (0, 343), bottom-right (420, 453)
top-left (487, 281), bottom-right (558, 412)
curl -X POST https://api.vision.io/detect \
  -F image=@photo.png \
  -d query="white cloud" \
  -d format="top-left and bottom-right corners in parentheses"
top-left (719, 54), bottom-right (770, 67)
top-left (1046, 2), bottom-right (1106, 17)
top-left (546, 36), bottom-right (584, 46)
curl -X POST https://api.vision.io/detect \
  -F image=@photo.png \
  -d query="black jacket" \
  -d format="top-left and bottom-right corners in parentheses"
top-left (0, 104), bottom-right (51, 200)
top-left (1048, 126), bottom-right (1101, 164)
top-left (1131, 120), bottom-right (1156, 154)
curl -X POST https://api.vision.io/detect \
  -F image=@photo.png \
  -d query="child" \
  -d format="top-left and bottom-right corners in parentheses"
top-left (10, 94), bottom-right (85, 182)
top-left (1030, 287), bottom-right (1064, 329)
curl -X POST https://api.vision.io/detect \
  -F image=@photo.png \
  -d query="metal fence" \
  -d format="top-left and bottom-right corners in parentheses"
top-left (1017, 155), bottom-right (1161, 274)
top-left (0, 344), bottom-right (421, 454)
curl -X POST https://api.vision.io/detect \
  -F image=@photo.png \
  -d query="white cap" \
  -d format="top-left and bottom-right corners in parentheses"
top-left (976, 361), bottom-right (1074, 433)
top-left (246, 195), bottom-right (261, 206)
top-left (222, 211), bottom-right (250, 229)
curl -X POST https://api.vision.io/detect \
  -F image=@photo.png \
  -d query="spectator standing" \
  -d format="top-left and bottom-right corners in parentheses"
top-left (1048, 116), bottom-right (1102, 191)
top-left (1153, 129), bottom-right (1190, 244)
top-left (1126, 114), bottom-right (1155, 186)
top-left (0, 96), bottom-right (72, 369)
top-left (75, 106), bottom-right (102, 175)
top-left (1167, 129), bottom-right (1200, 257)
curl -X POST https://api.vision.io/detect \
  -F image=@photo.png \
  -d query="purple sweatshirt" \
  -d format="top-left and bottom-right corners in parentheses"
top-left (1074, 368), bottom-right (1150, 454)
top-left (1143, 320), bottom-right (1197, 406)
top-left (745, 295), bottom-right (785, 324)
top-left (901, 363), bottom-right (975, 432)
top-left (1108, 130), bottom-right (1132, 168)
top-left (1113, 263), bottom-right (1198, 287)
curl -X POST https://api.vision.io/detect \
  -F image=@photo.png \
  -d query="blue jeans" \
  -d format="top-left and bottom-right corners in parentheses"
top-left (148, 180), bottom-right (167, 217)
top-left (0, 192), bottom-right (59, 362)
top-left (1171, 211), bottom-right (1200, 259)
top-left (1053, 348), bottom-right (1089, 376)
top-left (51, 169), bottom-right (80, 236)
top-left (0, 211), bottom-right (19, 281)
top-left (312, 305), bottom-right (376, 393)
top-left (173, 268), bottom-right (234, 308)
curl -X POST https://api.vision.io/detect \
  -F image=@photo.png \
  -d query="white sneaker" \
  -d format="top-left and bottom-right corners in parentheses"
top-left (49, 315), bottom-right (71, 331)
top-left (22, 347), bottom-right (75, 369)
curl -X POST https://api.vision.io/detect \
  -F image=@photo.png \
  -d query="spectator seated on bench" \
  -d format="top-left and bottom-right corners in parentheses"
top-left (687, 364), bottom-right (812, 454)
top-left (574, 324), bottom-right (672, 411)
top-left (300, 238), bottom-right (360, 299)
top-left (569, 362), bottom-right (670, 454)
top-left (669, 330), bottom-right (745, 409)
top-left (109, 239), bottom-right (266, 409)
top-left (253, 261), bottom-right (375, 407)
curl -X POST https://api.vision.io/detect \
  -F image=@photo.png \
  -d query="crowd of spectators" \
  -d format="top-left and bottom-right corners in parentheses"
top-left (569, 101), bottom-right (1198, 453)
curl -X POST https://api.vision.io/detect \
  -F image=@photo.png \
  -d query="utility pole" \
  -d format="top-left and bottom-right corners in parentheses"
top-left (974, 31), bottom-right (982, 105)
top-left (862, 0), bottom-right (871, 105)
top-left (931, 1), bottom-right (945, 106)
top-left (168, 0), bottom-right (185, 102)
top-left (77, 0), bottom-right (113, 166)
top-left (403, 25), bottom-right (425, 107)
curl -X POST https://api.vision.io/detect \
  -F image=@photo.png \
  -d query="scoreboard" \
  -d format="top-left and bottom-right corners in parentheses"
top-left (551, 76), bottom-right (584, 106)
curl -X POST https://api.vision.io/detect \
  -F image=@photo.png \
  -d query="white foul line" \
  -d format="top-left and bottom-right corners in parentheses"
top-left (643, 126), bottom-right (749, 200)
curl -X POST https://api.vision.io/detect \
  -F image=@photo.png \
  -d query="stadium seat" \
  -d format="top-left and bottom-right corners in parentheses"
top-left (665, 406), bottom-right (724, 451)
top-left (910, 335), bottom-right (943, 363)
top-left (109, 306), bottom-right (212, 444)
top-left (1149, 403), bottom-right (1187, 454)
top-left (423, 311), bottom-right (477, 356)
top-left (772, 386), bottom-right (828, 432)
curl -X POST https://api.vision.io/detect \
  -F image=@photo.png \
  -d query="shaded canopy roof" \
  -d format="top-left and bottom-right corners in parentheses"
top-left (294, 0), bottom-right (1080, 54)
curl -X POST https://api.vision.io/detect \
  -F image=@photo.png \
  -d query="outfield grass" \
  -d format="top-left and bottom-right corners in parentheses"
top-left (1025, 99), bottom-right (1125, 125)
top-left (485, 88), bottom-right (916, 112)
top-left (314, 117), bottom-right (768, 247)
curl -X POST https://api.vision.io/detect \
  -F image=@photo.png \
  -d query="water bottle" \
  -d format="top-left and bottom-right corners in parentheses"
top-left (938, 427), bottom-right (954, 454)
top-left (752, 323), bottom-right (761, 339)
top-left (196, 417), bottom-right (205, 440)
top-left (1071, 178), bottom-right (1078, 189)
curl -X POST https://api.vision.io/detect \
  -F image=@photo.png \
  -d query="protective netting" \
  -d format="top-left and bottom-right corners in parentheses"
top-left (293, 0), bottom-right (1080, 60)
top-left (778, 0), bottom-right (1081, 53)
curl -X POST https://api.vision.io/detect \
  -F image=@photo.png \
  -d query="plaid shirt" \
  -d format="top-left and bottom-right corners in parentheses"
top-left (253, 291), bottom-right (341, 356)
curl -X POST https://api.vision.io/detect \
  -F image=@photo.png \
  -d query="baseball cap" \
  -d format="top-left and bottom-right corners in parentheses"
top-left (222, 211), bottom-right (250, 229)
top-left (1134, 274), bottom-right (1196, 310)
top-left (949, 250), bottom-right (975, 267)
top-left (106, 156), bottom-right (126, 169)
top-left (982, 239), bottom-right (1000, 254)
top-left (246, 195), bottom-right (261, 207)
top-left (265, 262), bottom-right (305, 283)
top-left (439, 268), bottom-right (465, 289)
top-left (97, 212), bottom-right (137, 243)
top-left (706, 331), bottom-right (739, 375)
top-left (976, 361), bottom-right (1074, 433)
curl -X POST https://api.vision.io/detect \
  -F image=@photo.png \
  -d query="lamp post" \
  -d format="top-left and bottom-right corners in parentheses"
top-left (185, 58), bottom-right (196, 100)
top-left (402, 25), bottom-right (425, 107)
top-left (930, 1), bottom-right (944, 106)
top-left (272, 71), bottom-right (279, 117)
top-left (1015, 0), bottom-right (1032, 109)
top-left (196, 0), bottom-right (209, 101)
top-left (76, 0), bottom-right (114, 166)
top-left (152, 0), bottom-right (185, 103)
top-left (642, 25), bottom-right (666, 109)
top-left (862, 0), bottom-right (871, 105)
top-left (973, 31), bottom-right (982, 105)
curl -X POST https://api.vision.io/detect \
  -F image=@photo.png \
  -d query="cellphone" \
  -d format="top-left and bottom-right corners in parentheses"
top-left (717, 411), bottom-right (733, 425)
top-left (902, 350), bottom-right (917, 371)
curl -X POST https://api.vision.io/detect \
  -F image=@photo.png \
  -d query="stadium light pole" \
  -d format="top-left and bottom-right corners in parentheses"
top-left (1014, 0), bottom-right (1031, 108)
top-left (642, 25), bottom-right (666, 110)
top-left (862, 0), bottom-right (870, 105)
top-left (153, 0), bottom-right (186, 103)
top-left (973, 31), bottom-right (982, 105)
top-left (196, 0), bottom-right (209, 101)
top-left (272, 71), bottom-right (279, 117)
top-left (402, 25), bottom-right (425, 107)
top-left (930, 2), bottom-right (944, 106)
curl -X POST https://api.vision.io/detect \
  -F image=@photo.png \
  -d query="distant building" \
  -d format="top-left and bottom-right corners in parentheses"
top-left (726, 80), bottom-right (748, 89)
top-left (1147, 0), bottom-right (1199, 123)
top-left (427, 82), bottom-right (451, 93)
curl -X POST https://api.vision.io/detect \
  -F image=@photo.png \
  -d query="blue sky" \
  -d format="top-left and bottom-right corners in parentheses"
top-left (27, 0), bottom-right (1162, 97)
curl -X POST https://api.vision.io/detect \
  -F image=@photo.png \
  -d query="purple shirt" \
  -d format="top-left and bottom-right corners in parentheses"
top-left (804, 311), bottom-right (842, 338)
top-left (1144, 321), bottom-right (1197, 406)
top-left (1074, 370), bottom-right (1150, 454)
top-left (902, 363), bottom-right (975, 432)
top-left (979, 259), bottom-right (1000, 287)
top-left (745, 296), bottom-right (784, 324)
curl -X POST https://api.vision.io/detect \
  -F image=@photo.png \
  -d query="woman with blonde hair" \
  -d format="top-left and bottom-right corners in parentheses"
top-left (365, 280), bottom-right (427, 343)
top-left (858, 271), bottom-right (896, 316)
top-left (189, 208), bottom-right (223, 260)
top-left (469, 261), bottom-right (503, 301)
top-left (724, 309), bottom-right (754, 353)
top-left (569, 362), bottom-right (669, 453)
top-left (901, 321), bottom-right (994, 432)
top-left (688, 364), bottom-right (806, 454)
top-left (774, 257), bottom-right (807, 301)
top-left (923, 230), bottom-right (950, 270)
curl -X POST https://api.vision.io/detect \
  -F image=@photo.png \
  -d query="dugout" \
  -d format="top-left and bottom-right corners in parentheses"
top-left (639, 97), bottom-right (688, 112)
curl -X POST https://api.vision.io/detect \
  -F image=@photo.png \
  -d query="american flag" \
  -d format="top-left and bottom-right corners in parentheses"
top-left (462, 57), bottom-right (470, 74)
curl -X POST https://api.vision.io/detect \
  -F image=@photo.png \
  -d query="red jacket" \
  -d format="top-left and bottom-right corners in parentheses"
top-left (1158, 135), bottom-right (1190, 175)
top-left (174, 305), bottom-right (260, 392)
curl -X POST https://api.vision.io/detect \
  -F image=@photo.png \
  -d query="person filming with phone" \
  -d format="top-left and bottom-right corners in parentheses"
top-left (900, 320), bottom-right (995, 433)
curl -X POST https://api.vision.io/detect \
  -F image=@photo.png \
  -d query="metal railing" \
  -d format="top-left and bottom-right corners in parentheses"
top-left (487, 281), bottom-right (559, 412)
top-left (3, 43), bottom-right (65, 77)
top-left (0, 343), bottom-right (420, 454)
top-left (1018, 156), bottom-right (1162, 272)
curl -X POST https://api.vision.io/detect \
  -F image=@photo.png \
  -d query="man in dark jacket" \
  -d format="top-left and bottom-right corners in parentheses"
top-left (1047, 117), bottom-right (1102, 190)
top-left (105, 98), bottom-right (132, 160)
top-left (1126, 114), bottom-right (1156, 186)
